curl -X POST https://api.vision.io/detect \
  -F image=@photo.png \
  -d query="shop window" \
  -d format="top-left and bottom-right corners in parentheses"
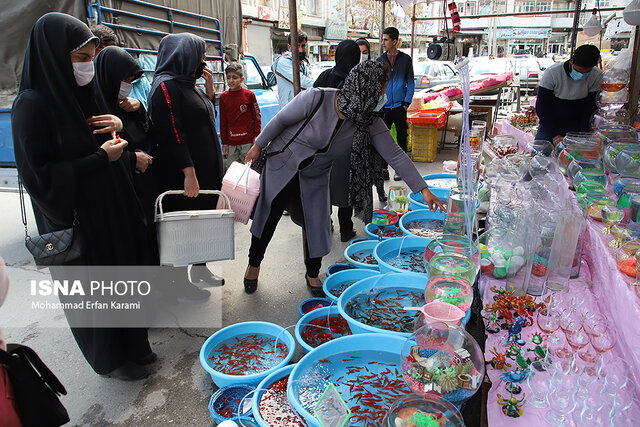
top-left (478, 0), bottom-right (491, 14)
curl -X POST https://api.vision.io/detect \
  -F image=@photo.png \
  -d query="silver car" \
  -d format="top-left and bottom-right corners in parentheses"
top-left (514, 57), bottom-right (543, 93)
top-left (413, 60), bottom-right (460, 90)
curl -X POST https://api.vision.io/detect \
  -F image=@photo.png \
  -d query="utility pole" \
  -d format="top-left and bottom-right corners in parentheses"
top-left (379, 0), bottom-right (389, 56)
top-left (489, 0), bottom-right (498, 56)
top-left (289, 0), bottom-right (301, 95)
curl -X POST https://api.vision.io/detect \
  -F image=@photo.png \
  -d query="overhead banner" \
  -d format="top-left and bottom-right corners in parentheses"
top-left (497, 27), bottom-right (552, 39)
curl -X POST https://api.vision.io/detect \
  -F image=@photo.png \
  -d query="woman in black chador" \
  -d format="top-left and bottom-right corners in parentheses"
top-left (93, 45), bottom-right (158, 263)
top-left (148, 33), bottom-right (225, 294)
top-left (12, 12), bottom-right (154, 381)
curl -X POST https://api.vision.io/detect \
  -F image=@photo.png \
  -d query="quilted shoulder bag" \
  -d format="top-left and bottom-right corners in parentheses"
top-left (19, 178), bottom-right (83, 267)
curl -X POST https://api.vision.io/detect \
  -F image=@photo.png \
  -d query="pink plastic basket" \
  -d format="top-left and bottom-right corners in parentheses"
top-left (217, 161), bottom-right (260, 225)
top-left (404, 302), bottom-right (465, 326)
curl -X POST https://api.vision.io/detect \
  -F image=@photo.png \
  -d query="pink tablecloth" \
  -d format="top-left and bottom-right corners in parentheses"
top-left (482, 192), bottom-right (640, 425)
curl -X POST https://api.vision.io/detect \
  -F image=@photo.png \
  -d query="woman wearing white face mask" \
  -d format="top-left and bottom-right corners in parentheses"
top-left (94, 45), bottom-right (158, 263)
top-left (356, 38), bottom-right (371, 63)
top-left (243, 61), bottom-right (445, 295)
top-left (12, 13), bottom-right (155, 381)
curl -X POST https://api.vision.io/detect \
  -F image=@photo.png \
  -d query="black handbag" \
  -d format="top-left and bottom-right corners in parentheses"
top-left (19, 178), bottom-right (83, 267)
top-left (250, 90), bottom-right (325, 174)
top-left (0, 344), bottom-right (69, 427)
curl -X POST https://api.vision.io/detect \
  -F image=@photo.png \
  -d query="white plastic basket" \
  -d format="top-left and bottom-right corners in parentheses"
top-left (155, 190), bottom-right (235, 266)
top-left (217, 161), bottom-right (260, 225)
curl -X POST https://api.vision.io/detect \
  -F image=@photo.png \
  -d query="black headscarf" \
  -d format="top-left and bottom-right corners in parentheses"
top-left (94, 46), bottom-right (149, 151)
top-left (314, 40), bottom-right (361, 89)
top-left (148, 32), bottom-right (205, 113)
top-left (336, 61), bottom-right (388, 222)
top-left (94, 46), bottom-right (143, 117)
top-left (18, 12), bottom-right (99, 155)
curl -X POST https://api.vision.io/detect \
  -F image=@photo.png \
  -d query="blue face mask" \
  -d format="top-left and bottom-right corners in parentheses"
top-left (570, 68), bottom-right (589, 81)
top-left (373, 93), bottom-right (387, 112)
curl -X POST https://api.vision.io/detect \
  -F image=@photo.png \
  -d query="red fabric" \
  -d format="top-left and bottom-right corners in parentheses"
top-left (219, 88), bottom-right (261, 146)
top-left (387, 53), bottom-right (397, 69)
top-left (160, 81), bottom-right (182, 145)
top-left (0, 366), bottom-right (22, 427)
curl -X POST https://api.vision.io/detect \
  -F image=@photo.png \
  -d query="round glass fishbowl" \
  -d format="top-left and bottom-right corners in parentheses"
top-left (424, 276), bottom-right (473, 312)
top-left (600, 68), bottom-right (630, 92)
top-left (427, 253), bottom-right (476, 285)
top-left (382, 393), bottom-right (465, 427)
top-left (400, 323), bottom-right (484, 405)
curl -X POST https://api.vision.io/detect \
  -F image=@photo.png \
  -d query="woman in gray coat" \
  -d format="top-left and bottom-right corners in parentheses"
top-left (243, 61), bottom-right (444, 295)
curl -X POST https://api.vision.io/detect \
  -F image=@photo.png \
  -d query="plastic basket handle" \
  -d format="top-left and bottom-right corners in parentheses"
top-left (154, 190), bottom-right (231, 221)
top-left (232, 161), bottom-right (252, 194)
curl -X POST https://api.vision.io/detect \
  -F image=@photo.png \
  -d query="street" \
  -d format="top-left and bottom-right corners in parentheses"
top-left (0, 151), bottom-right (457, 426)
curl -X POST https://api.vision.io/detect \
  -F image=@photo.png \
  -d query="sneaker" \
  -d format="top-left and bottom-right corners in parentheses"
top-left (101, 362), bottom-right (149, 381)
top-left (179, 282), bottom-right (211, 301)
top-left (190, 265), bottom-right (224, 287)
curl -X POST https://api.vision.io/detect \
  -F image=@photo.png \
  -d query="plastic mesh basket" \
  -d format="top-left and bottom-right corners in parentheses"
top-left (155, 190), bottom-right (235, 266)
top-left (409, 123), bottom-right (438, 162)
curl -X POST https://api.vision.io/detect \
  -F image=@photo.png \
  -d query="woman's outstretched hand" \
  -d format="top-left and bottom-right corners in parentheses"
top-left (87, 114), bottom-right (123, 135)
top-left (245, 143), bottom-right (261, 164)
top-left (421, 187), bottom-right (446, 212)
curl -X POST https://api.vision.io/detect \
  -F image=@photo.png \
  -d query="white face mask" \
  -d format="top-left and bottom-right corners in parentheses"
top-left (118, 81), bottom-right (133, 100)
top-left (373, 93), bottom-right (387, 112)
top-left (72, 61), bottom-right (94, 86)
top-left (360, 53), bottom-right (369, 63)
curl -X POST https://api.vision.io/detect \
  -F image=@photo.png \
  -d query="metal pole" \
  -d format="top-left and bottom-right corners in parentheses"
top-left (289, 0), bottom-right (301, 95)
top-left (411, 3), bottom-right (416, 60)
top-left (569, 0), bottom-right (583, 58)
top-left (379, 0), bottom-right (387, 56)
top-left (627, 26), bottom-right (640, 125)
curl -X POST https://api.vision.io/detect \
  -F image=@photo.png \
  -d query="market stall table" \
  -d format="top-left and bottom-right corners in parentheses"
top-left (480, 179), bottom-right (640, 425)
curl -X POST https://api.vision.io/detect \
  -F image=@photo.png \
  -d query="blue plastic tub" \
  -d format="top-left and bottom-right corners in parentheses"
top-left (325, 263), bottom-right (356, 276)
top-left (399, 208), bottom-right (447, 239)
top-left (295, 306), bottom-right (350, 353)
top-left (423, 173), bottom-right (458, 200)
top-left (337, 272), bottom-right (428, 337)
top-left (344, 239), bottom-right (380, 270)
top-left (199, 321), bottom-right (296, 388)
top-left (298, 298), bottom-right (332, 318)
top-left (322, 268), bottom-right (380, 302)
top-left (287, 334), bottom-right (406, 427)
top-left (364, 223), bottom-right (404, 240)
top-left (348, 237), bottom-right (370, 245)
top-left (252, 364), bottom-right (305, 427)
top-left (208, 384), bottom-right (255, 423)
top-left (373, 236), bottom-right (432, 274)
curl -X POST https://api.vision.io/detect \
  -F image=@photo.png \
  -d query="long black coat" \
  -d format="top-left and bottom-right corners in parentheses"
top-left (149, 79), bottom-right (223, 212)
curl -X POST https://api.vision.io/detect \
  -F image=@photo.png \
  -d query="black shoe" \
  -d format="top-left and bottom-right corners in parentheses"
top-left (383, 169), bottom-right (390, 181)
top-left (179, 282), bottom-right (211, 301)
top-left (132, 352), bottom-right (158, 366)
top-left (101, 362), bottom-right (149, 381)
top-left (340, 229), bottom-right (356, 242)
top-left (244, 266), bottom-right (259, 294)
top-left (378, 192), bottom-right (388, 203)
top-left (306, 275), bottom-right (325, 297)
top-left (393, 173), bottom-right (402, 181)
top-left (190, 266), bottom-right (224, 287)
top-left (282, 210), bottom-right (290, 216)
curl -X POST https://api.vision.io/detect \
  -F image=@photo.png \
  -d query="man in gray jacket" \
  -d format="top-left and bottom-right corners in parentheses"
top-left (272, 31), bottom-right (314, 109)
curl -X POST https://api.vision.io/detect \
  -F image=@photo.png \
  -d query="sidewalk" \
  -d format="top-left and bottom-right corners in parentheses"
top-left (0, 153), bottom-right (457, 425)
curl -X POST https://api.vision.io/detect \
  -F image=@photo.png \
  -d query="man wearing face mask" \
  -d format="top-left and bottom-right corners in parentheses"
top-left (535, 44), bottom-right (603, 145)
top-left (272, 31), bottom-right (315, 109)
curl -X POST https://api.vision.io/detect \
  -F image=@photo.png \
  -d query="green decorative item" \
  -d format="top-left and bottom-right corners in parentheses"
top-left (437, 370), bottom-right (458, 393)
top-left (409, 411), bottom-right (440, 427)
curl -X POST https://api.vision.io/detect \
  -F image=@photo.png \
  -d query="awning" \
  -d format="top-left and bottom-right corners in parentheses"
top-left (308, 41), bottom-right (330, 47)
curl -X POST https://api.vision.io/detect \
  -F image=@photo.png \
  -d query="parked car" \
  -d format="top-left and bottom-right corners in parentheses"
top-left (413, 60), bottom-right (460, 90)
top-left (514, 57), bottom-right (543, 93)
top-left (536, 57), bottom-right (556, 71)
top-left (468, 57), bottom-right (518, 103)
top-left (309, 61), bottom-right (335, 82)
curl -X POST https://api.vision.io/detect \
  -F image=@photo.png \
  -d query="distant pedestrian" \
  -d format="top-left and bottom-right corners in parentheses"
top-left (272, 31), bottom-right (314, 109)
top-left (376, 26), bottom-right (415, 182)
top-left (220, 63), bottom-right (261, 170)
